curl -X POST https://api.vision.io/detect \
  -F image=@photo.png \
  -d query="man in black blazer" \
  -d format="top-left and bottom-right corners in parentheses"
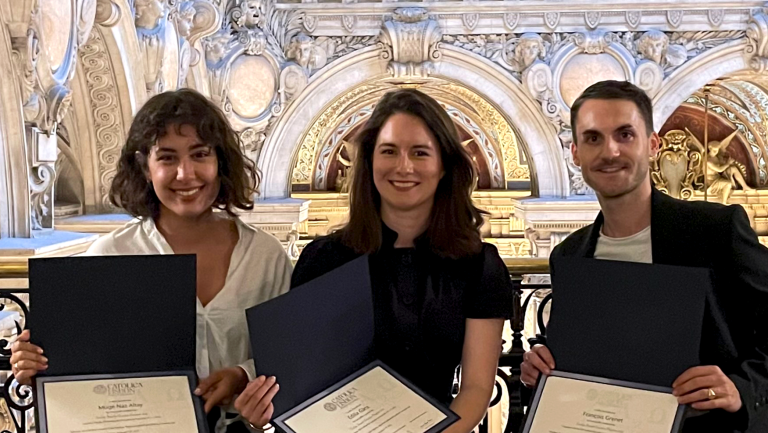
top-left (520, 80), bottom-right (768, 432)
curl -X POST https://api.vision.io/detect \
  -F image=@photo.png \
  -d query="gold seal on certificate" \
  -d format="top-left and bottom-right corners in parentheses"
top-left (275, 361), bottom-right (458, 433)
top-left (523, 371), bottom-right (685, 433)
top-left (36, 371), bottom-right (208, 433)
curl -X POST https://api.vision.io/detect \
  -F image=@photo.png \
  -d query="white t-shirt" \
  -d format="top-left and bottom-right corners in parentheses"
top-left (86, 216), bottom-right (292, 431)
top-left (594, 225), bottom-right (652, 264)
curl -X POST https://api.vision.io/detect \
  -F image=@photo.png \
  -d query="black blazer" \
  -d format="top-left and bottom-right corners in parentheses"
top-left (550, 188), bottom-right (768, 433)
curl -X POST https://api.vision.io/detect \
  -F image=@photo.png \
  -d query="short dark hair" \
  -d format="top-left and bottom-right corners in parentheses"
top-left (110, 88), bottom-right (259, 218)
top-left (339, 88), bottom-right (485, 259)
top-left (570, 80), bottom-right (654, 141)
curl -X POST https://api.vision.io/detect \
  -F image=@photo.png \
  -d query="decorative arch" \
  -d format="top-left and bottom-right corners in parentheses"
top-left (259, 44), bottom-right (567, 199)
top-left (295, 81), bottom-right (528, 192)
top-left (653, 40), bottom-right (749, 130)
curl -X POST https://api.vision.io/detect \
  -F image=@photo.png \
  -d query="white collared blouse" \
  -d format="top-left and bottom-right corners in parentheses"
top-left (85, 216), bottom-right (291, 430)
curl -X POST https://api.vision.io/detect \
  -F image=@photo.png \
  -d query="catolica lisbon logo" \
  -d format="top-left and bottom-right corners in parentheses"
top-left (93, 382), bottom-right (144, 396)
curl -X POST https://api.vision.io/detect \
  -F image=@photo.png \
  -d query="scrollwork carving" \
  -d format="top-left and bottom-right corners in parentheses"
top-left (29, 163), bottom-right (54, 230)
top-left (238, 28), bottom-right (267, 55)
top-left (747, 13), bottom-right (768, 72)
top-left (442, 83), bottom-right (530, 182)
top-left (240, 127), bottom-right (266, 163)
top-left (523, 63), bottom-right (560, 123)
top-left (80, 28), bottom-right (123, 209)
top-left (651, 130), bottom-right (702, 200)
top-left (572, 30), bottom-right (618, 55)
top-left (379, 8), bottom-right (442, 78)
top-left (11, 26), bottom-right (43, 124)
top-left (278, 63), bottom-right (308, 107)
top-left (95, 0), bottom-right (121, 27)
top-left (43, 85), bottom-right (73, 133)
top-left (291, 85), bottom-right (380, 185)
top-left (634, 61), bottom-right (664, 97)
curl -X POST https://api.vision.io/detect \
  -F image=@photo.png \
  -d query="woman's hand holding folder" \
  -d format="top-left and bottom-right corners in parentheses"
top-left (10, 330), bottom-right (47, 385)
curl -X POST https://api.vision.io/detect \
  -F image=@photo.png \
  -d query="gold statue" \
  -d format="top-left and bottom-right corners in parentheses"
top-left (686, 128), bottom-right (754, 204)
top-left (335, 140), bottom-right (355, 193)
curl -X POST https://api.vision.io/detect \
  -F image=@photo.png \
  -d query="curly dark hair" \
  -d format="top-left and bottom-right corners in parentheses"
top-left (339, 88), bottom-right (485, 259)
top-left (109, 88), bottom-right (259, 218)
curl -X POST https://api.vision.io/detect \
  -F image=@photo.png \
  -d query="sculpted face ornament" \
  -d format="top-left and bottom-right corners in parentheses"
top-left (239, 0), bottom-right (263, 28)
top-left (515, 33), bottom-right (546, 70)
top-left (637, 30), bottom-right (668, 65)
top-left (135, 0), bottom-right (166, 30)
top-left (205, 31), bottom-right (233, 64)
top-left (176, 2), bottom-right (196, 38)
top-left (289, 34), bottom-right (314, 69)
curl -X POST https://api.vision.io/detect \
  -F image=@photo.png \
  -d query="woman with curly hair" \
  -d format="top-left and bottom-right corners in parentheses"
top-left (11, 89), bottom-right (291, 433)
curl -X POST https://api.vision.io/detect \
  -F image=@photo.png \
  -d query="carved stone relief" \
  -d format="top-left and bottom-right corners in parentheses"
top-left (135, 0), bottom-right (169, 95)
top-left (441, 26), bottom-right (747, 194)
top-left (379, 8), bottom-right (442, 78)
top-left (171, 0), bottom-right (220, 85)
top-left (3, 0), bottom-right (94, 234)
top-left (747, 12), bottom-right (768, 72)
top-left (79, 27), bottom-right (124, 209)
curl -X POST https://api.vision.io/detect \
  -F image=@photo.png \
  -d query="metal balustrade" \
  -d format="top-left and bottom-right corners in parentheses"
top-left (0, 258), bottom-right (551, 433)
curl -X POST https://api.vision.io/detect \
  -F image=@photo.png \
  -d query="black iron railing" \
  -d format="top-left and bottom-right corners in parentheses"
top-left (0, 258), bottom-right (552, 433)
top-left (0, 288), bottom-right (32, 433)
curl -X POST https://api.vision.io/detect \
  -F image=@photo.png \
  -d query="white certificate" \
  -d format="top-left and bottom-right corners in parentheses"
top-left (278, 363), bottom-right (457, 433)
top-left (525, 372), bottom-right (683, 433)
top-left (38, 374), bottom-right (202, 433)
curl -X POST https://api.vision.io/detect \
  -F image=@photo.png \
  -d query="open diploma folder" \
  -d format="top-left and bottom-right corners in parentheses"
top-left (28, 255), bottom-right (207, 433)
top-left (246, 256), bottom-right (459, 433)
top-left (522, 257), bottom-right (710, 433)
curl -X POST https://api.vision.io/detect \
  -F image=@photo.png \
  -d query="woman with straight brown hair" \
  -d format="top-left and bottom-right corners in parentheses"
top-left (236, 88), bottom-right (513, 432)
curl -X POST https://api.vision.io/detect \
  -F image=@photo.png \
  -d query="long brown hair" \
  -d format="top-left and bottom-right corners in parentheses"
top-left (110, 88), bottom-right (259, 218)
top-left (339, 88), bottom-right (484, 259)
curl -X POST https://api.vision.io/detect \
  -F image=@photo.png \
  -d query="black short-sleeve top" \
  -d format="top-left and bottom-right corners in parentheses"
top-left (290, 225), bottom-right (513, 404)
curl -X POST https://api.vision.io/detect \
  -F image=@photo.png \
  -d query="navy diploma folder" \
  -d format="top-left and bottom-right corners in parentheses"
top-left (547, 257), bottom-right (709, 387)
top-left (28, 255), bottom-right (197, 376)
top-left (246, 255), bottom-right (376, 418)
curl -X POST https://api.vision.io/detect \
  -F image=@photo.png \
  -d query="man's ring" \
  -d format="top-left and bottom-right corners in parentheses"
top-left (707, 388), bottom-right (717, 400)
